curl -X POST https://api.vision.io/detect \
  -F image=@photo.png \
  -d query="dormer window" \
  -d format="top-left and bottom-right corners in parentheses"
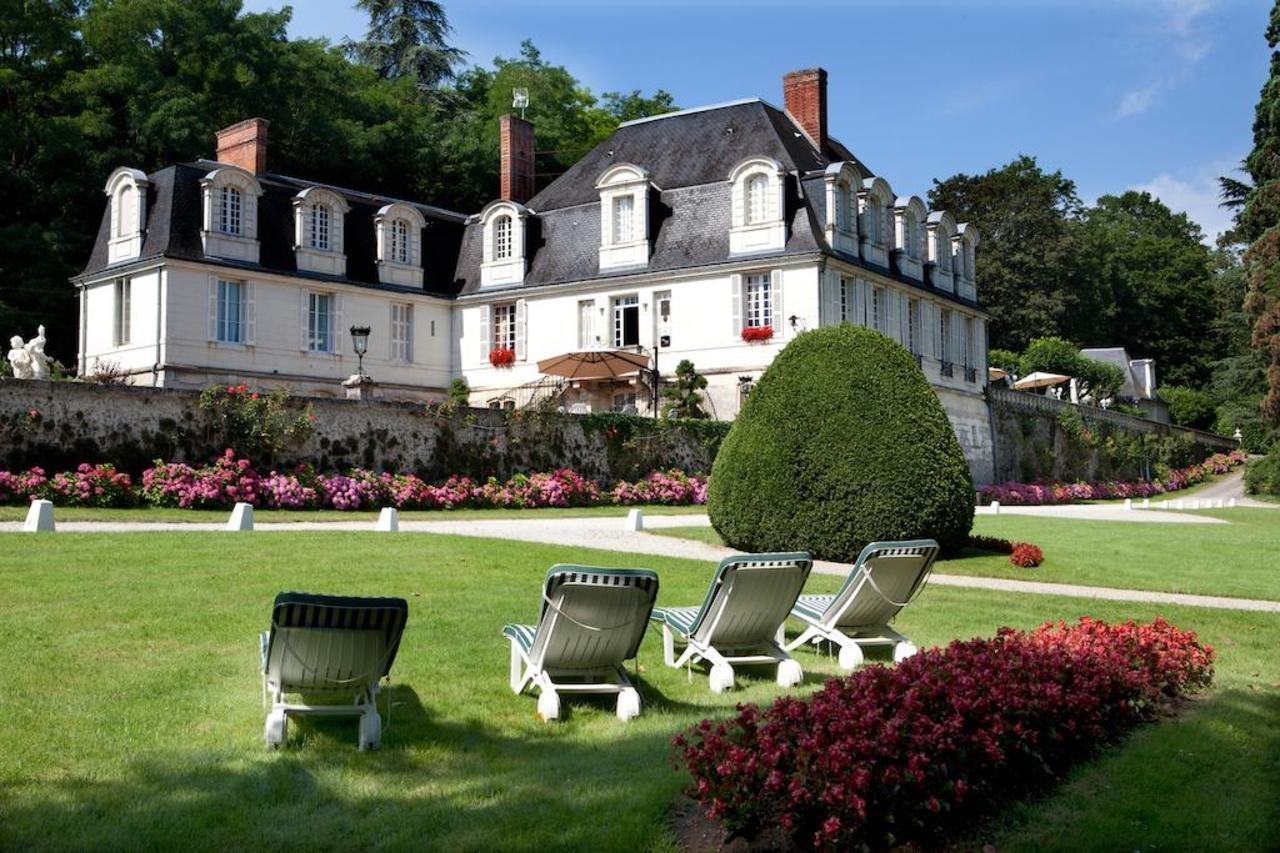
top-left (104, 167), bottom-right (150, 264)
top-left (199, 165), bottom-right (262, 263)
top-left (729, 157), bottom-right (786, 256)
top-left (480, 200), bottom-right (529, 286)
top-left (596, 163), bottom-right (650, 271)
top-left (956, 223), bottom-right (980, 301)
top-left (893, 196), bottom-right (927, 281)
top-left (374, 202), bottom-right (427, 286)
top-left (926, 210), bottom-right (957, 293)
top-left (858, 177), bottom-right (893, 268)
top-left (823, 162), bottom-right (862, 256)
top-left (293, 187), bottom-right (349, 276)
top-left (612, 195), bottom-right (634, 244)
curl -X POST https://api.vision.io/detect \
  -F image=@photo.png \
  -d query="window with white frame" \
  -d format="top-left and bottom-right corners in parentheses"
top-left (744, 273), bottom-right (773, 328)
top-left (309, 203), bottom-right (331, 250)
top-left (871, 286), bottom-right (885, 333)
top-left (745, 174), bottom-right (769, 225)
top-left (113, 278), bottom-right (131, 346)
top-left (611, 195), bottom-right (634, 244)
top-left (937, 233), bottom-right (952, 272)
top-left (863, 203), bottom-right (879, 245)
top-left (939, 310), bottom-right (951, 362)
top-left (904, 215), bottom-right (919, 259)
top-left (391, 219), bottom-right (409, 264)
top-left (963, 316), bottom-right (975, 367)
top-left (391, 303), bottom-right (413, 362)
top-left (613, 294), bottom-right (640, 347)
top-left (215, 279), bottom-right (246, 344)
top-left (307, 292), bottom-right (335, 353)
top-left (907, 299), bottom-right (920, 354)
top-left (219, 186), bottom-right (242, 236)
top-left (493, 215), bottom-right (513, 260)
top-left (577, 299), bottom-right (595, 349)
top-left (840, 276), bottom-right (852, 322)
top-left (835, 185), bottom-right (852, 232)
top-left (493, 302), bottom-right (517, 351)
top-left (114, 185), bottom-right (133, 238)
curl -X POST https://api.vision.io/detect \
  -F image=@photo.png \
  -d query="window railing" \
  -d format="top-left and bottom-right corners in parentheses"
top-left (965, 366), bottom-right (977, 383)
top-left (940, 360), bottom-right (954, 378)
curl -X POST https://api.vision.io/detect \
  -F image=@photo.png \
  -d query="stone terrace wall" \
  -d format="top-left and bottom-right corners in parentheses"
top-left (0, 380), bottom-right (721, 482)
top-left (989, 387), bottom-right (1237, 483)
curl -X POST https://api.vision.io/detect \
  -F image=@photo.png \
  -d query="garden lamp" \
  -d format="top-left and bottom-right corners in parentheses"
top-left (350, 325), bottom-right (371, 377)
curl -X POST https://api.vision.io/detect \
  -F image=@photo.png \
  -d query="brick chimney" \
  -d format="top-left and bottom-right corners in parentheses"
top-left (215, 118), bottom-right (270, 174)
top-left (499, 114), bottom-right (535, 204)
top-left (782, 68), bottom-right (828, 152)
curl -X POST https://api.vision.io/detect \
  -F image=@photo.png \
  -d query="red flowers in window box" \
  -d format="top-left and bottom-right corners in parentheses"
top-left (1010, 542), bottom-right (1044, 568)
top-left (489, 347), bottom-right (516, 368)
top-left (741, 325), bottom-right (774, 343)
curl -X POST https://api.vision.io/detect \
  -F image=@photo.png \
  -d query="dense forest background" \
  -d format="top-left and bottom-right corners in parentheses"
top-left (0, 0), bottom-right (1274, 447)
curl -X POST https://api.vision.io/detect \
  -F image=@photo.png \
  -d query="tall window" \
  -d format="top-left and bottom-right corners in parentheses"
top-left (216, 279), bottom-right (244, 344)
top-left (493, 303), bottom-right (517, 350)
top-left (391, 219), bottom-right (409, 264)
top-left (613, 295), bottom-right (640, 347)
top-left (871, 287), bottom-right (885, 333)
top-left (745, 174), bottom-right (769, 224)
top-left (907, 299), bottom-right (920, 354)
top-left (744, 273), bottom-right (772, 328)
top-left (309, 204), bottom-right (330, 250)
top-left (864, 202), bottom-right (881, 244)
top-left (115, 186), bottom-right (134, 238)
top-left (839, 276), bottom-right (852, 322)
top-left (391, 303), bottom-right (412, 362)
top-left (113, 278), bottom-right (131, 346)
top-left (963, 316), bottom-right (975, 367)
top-left (904, 216), bottom-right (918, 259)
top-left (612, 195), bottom-right (634, 244)
top-left (307, 292), bottom-right (334, 353)
top-left (219, 186), bottom-right (242, 236)
top-left (835, 186), bottom-right (851, 232)
top-left (939, 310), bottom-right (951, 363)
top-left (493, 215), bottom-right (512, 260)
top-left (937, 234), bottom-right (952, 272)
top-left (577, 300), bottom-right (595, 349)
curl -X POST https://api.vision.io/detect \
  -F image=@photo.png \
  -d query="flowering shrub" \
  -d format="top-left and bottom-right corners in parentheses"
top-left (978, 450), bottom-right (1247, 506)
top-left (0, 467), bottom-right (49, 505)
top-left (965, 534), bottom-right (1014, 554)
top-left (1010, 542), bottom-right (1044, 568)
top-left (675, 617), bottom-right (1214, 850)
top-left (740, 325), bottom-right (774, 343)
top-left (141, 450), bottom-right (261, 509)
top-left (478, 468), bottom-right (601, 508)
top-left (610, 469), bottom-right (708, 505)
top-left (489, 347), bottom-right (516, 367)
top-left (197, 384), bottom-right (314, 464)
top-left (46, 464), bottom-right (134, 508)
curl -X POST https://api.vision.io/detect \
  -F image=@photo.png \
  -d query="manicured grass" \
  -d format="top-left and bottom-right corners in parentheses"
top-left (655, 509), bottom-right (1280, 601)
top-left (0, 531), bottom-right (1277, 850)
top-left (0, 503), bottom-right (708, 524)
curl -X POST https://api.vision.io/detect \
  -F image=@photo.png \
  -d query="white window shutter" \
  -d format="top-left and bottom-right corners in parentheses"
top-left (515, 299), bottom-right (528, 360)
top-left (333, 294), bottom-right (343, 354)
top-left (771, 268), bottom-right (784, 334)
top-left (208, 277), bottom-right (218, 341)
top-left (479, 305), bottom-right (491, 361)
top-left (886, 290), bottom-right (900, 343)
top-left (899, 292), bottom-right (909, 344)
top-left (730, 274), bottom-right (743, 336)
top-left (854, 278), bottom-right (866, 326)
top-left (245, 283), bottom-right (256, 345)
top-left (300, 291), bottom-right (309, 351)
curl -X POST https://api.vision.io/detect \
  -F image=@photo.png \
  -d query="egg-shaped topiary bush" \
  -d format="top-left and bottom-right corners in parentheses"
top-left (708, 324), bottom-right (974, 561)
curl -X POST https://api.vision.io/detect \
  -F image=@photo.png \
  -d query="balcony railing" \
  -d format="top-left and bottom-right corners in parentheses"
top-left (940, 360), bottom-right (954, 378)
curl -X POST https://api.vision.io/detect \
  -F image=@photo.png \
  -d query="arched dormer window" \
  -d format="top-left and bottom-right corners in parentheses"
top-left (199, 165), bottom-right (263, 263)
top-left (822, 161), bottom-right (863, 256)
top-left (479, 200), bottom-right (529, 287)
top-left (858, 177), bottom-right (893, 268)
top-left (293, 187), bottom-right (350, 276)
top-left (728, 156), bottom-right (786, 256)
top-left (956, 223), bottom-right (980, 300)
top-left (595, 163), bottom-right (651, 271)
top-left (893, 195), bottom-right (927, 281)
top-left (374, 202), bottom-right (428, 286)
top-left (104, 167), bottom-right (150, 264)
top-left (926, 210), bottom-right (957, 293)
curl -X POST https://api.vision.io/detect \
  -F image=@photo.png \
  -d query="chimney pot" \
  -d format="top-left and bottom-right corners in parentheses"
top-left (215, 118), bottom-right (270, 174)
top-left (782, 68), bottom-right (828, 153)
top-left (499, 114), bottom-right (535, 204)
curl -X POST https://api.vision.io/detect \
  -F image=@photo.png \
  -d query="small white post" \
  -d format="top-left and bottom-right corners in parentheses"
top-left (23, 499), bottom-right (55, 532)
top-left (1124, 498), bottom-right (1133, 510)
top-left (226, 502), bottom-right (254, 531)
top-left (1174, 499), bottom-right (1184, 510)
top-left (990, 500), bottom-right (1000, 515)
top-left (1214, 498), bottom-right (1225, 509)
top-left (624, 508), bottom-right (644, 531)
top-left (376, 507), bottom-right (399, 532)
top-left (1142, 498), bottom-right (1151, 509)
top-left (1192, 499), bottom-right (1202, 510)
top-left (1228, 498), bottom-right (1237, 508)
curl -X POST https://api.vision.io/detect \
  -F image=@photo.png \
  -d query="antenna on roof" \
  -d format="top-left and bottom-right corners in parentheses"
top-left (512, 88), bottom-right (529, 120)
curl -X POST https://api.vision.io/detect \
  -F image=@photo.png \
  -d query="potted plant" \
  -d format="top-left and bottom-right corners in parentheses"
top-left (741, 325), bottom-right (774, 343)
top-left (489, 347), bottom-right (516, 368)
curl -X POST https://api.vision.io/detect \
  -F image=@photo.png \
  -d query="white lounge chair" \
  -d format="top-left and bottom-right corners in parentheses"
top-left (651, 552), bottom-right (812, 693)
top-left (504, 565), bottom-right (660, 722)
top-left (261, 592), bottom-right (409, 750)
top-left (783, 539), bottom-right (939, 669)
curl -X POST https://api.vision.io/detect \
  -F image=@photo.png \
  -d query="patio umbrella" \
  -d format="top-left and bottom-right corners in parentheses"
top-left (988, 366), bottom-right (1009, 382)
top-left (536, 349), bottom-right (651, 381)
top-left (1013, 371), bottom-right (1071, 390)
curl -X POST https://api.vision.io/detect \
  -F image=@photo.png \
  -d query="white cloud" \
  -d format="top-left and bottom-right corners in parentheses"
top-left (1116, 84), bottom-right (1160, 118)
top-left (941, 77), bottom-right (1022, 117)
top-left (1130, 159), bottom-right (1239, 243)
top-left (1113, 0), bottom-right (1214, 118)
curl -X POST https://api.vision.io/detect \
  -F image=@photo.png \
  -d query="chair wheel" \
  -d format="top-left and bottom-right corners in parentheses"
top-left (709, 662), bottom-right (735, 694)
top-left (616, 687), bottom-right (641, 721)
top-left (537, 689), bottom-right (561, 721)
top-left (776, 659), bottom-right (803, 688)
top-left (837, 644), bottom-right (865, 670)
top-left (264, 710), bottom-right (287, 748)
top-left (358, 710), bottom-right (381, 751)
top-left (893, 642), bottom-right (918, 663)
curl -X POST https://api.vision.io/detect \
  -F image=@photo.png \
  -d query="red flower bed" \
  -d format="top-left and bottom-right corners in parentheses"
top-left (1010, 542), bottom-right (1044, 568)
top-left (675, 617), bottom-right (1213, 850)
top-left (741, 325), bottom-right (774, 343)
top-left (489, 347), bottom-right (516, 367)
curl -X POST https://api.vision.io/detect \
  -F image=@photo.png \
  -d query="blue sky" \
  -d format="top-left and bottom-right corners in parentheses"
top-left (245, 0), bottom-right (1269, 240)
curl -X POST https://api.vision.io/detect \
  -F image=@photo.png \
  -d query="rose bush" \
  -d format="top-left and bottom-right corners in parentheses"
top-left (675, 617), bottom-right (1214, 850)
top-left (979, 450), bottom-right (1247, 506)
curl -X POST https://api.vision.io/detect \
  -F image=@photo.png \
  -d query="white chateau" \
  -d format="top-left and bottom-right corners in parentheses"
top-left (76, 68), bottom-right (994, 481)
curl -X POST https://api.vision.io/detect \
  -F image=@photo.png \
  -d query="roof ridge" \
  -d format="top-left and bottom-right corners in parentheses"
top-left (617, 97), bottom-right (768, 127)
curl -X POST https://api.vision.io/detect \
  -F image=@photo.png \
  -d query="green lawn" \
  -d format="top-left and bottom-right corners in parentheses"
top-left (0, 503), bottom-right (707, 524)
top-left (655, 508), bottom-right (1280, 601)
top-left (0, 531), bottom-right (1277, 850)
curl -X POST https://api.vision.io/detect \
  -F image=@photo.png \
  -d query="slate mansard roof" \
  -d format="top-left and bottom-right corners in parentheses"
top-left (79, 161), bottom-right (467, 295)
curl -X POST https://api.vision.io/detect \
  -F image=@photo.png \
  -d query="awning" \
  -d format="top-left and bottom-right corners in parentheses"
top-left (1013, 371), bottom-right (1071, 390)
top-left (536, 349), bottom-right (651, 381)
top-left (988, 367), bottom-right (1009, 382)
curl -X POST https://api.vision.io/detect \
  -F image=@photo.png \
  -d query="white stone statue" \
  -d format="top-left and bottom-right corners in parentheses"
top-left (7, 326), bottom-right (50, 380)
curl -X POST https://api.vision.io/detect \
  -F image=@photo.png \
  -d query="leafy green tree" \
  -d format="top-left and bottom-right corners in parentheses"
top-left (347, 0), bottom-right (464, 89)
top-left (1160, 386), bottom-right (1217, 429)
top-left (987, 348), bottom-right (1021, 374)
top-left (661, 359), bottom-right (709, 419)
top-left (1018, 337), bottom-right (1126, 404)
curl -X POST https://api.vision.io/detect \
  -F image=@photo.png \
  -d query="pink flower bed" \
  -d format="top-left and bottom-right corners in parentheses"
top-left (0, 452), bottom-right (708, 511)
top-left (979, 450), bottom-right (1247, 506)
top-left (675, 617), bottom-right (1214, 850)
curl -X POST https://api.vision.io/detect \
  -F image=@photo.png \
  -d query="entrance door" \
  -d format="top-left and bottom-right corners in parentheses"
top-left (613, 295), bottom-right (639, 347)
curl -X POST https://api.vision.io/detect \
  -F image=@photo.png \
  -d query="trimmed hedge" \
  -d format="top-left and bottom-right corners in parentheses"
top-left (708, 325), bottom-right (974, 560)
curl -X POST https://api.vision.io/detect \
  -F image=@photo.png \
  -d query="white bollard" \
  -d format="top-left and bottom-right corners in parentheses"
top-left (226, 502), bottom-right (254, 531)
top-left (1214, 498), bottom-right (1224, 509)
top-left (376, 507), bottom-right (399, 532)
top-left (1228, 498), bottom-right (1237, 508)
top-left (1173, 500), bottom-right (1183, 510)
top-left (1142, 498), bottom-right (1151, 509)
top-left (1124, 498), bottom-right (1133, 510)
top-left (990, 500), bottom-right (1000, 515)
top-left (23, 499), bottom-right (55, 532)
top-left (624, 508), bottom-right (644, 532)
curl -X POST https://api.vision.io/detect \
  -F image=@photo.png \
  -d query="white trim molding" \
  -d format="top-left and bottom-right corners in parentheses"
top-left (374, 202), bottom-right (427, 286)
top-left (199, 165), bottom-right (263, 263)
top-left (479, 199), bottom-right (530, 288)
top-left (293, 187), bottom-right (350, 276)
top-left (595, 163), bottom-right (651, 271)
top-left (104, 167), bottom-right (151, 264)
top-left (728, 156), bottom-right (787, 256)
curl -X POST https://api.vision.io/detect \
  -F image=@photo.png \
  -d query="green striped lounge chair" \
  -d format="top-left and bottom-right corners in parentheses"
top-left (784, 539), bottom-right (939, 670)
top-left (261, 592), bottom-right (409, 750)
top-left (504, 566), bottom-right (660, 722)
top-left (651, 553), bottom-right (812, 694)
